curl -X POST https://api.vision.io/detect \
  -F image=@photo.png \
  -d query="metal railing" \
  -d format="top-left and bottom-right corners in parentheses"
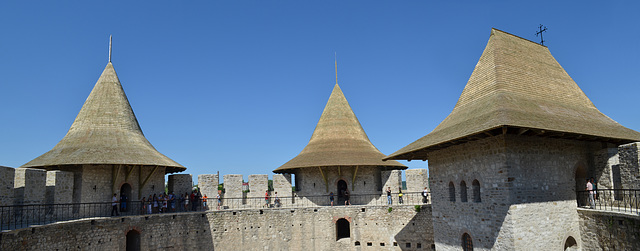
top-left (1, 192), bottom-right (430, 231)
top-left (576, 189), bottom-right (639, 215)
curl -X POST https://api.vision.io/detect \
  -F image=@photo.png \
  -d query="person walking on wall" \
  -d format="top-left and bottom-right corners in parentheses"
top-left (591, 177), bottom-right (598, 200)
top-left (329, 192), bottom-right (334, 206)
top-left (587, 178), bottom-right (595, 209)
top-left (422, 187), bottom-right (429, 203)
top-left (184, 192), bottom-right (189, 211)
top-left (274, 192), bottom-right (280, 207)
top-left (386, 187), bottom-right (392, 205)
top-left (344, 190), bottom-right (351, 205)
top-left (217, 191), bottom-right (222, 210)
top-left (111, 193), bottom-right (119, 216)
top-left (264, 190), bottom-right (270, 208)
top-left (398, 188), bottom-right (403, 204)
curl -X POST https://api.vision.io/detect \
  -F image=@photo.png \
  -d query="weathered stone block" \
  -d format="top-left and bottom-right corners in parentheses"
top-left (198, 174), bottom-right (218, 201)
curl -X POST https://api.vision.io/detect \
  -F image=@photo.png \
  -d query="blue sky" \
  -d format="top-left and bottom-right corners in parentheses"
top-left (1, 1), bottom-right (639, 183)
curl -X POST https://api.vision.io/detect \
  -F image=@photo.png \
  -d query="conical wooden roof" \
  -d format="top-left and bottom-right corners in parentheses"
top-left (275, 84), bottom-right (406, 172)
top-left (22, 62), bottom-right (185, 173)
top-left (387, 28), bottom-right (640, 160)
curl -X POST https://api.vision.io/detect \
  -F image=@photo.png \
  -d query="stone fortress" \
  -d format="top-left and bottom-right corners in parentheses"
top-left (1, 28), bottom-right (639, 250)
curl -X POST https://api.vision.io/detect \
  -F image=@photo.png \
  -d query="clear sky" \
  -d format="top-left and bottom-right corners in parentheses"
top-left (1, 1), bottom-right (639, 184)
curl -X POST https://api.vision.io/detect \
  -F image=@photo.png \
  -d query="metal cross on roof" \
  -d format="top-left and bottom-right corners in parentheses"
top-left (536, 24), bottom-right (547, 46)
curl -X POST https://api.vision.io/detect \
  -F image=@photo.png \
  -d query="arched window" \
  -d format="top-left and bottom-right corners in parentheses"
top-left (449, 182), bottom-right (456, 202)
top-left (460, 181), bottom-right (468, 202)
top-left (472, 180), bottom-right (481, 203)
top-left (126, 230), bottom-right (141, 251)
top-left (336, 218), bottom-right (350, 240)
top-left (564, 236), bottom-right (577, 250)
top-left (462, 233), bottom-right (473, 251)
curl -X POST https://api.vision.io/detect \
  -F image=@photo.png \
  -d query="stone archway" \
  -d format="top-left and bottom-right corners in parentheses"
top-left (335, 218), bottom-right (350, 240)
top-left (120, 183), bottom-right (132, 212)
top-left (564, 236), bottom-right (578, 250)
top-left (126, 230), bottom-right (141, 251)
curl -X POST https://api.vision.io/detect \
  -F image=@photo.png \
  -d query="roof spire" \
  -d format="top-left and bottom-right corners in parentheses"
top-left (108, 35), bottom-right (112, 62)
top-left (334, 52), bottom-right (338, 85)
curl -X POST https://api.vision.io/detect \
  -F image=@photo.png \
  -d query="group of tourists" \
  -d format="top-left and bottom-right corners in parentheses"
top-left (140, 189), bottom-right (209, 214)
top-left (110, 189), bottom-right (210, 217)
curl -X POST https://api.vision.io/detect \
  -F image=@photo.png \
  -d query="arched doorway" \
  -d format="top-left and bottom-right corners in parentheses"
top-left (126, 230), bottom-right (141, 251)
top-left (564, 236), bottom-right (578, 250)
top-left (336, 218), bottom-right (350, 240)
top-left (337, 180), bottom-right (348, 205)
top-left (462, 233), bottom-right (473, 251)
top-left (120, 183), bottom-right (132, 213)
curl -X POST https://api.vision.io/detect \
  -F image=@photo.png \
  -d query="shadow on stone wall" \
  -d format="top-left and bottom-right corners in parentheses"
top-left (394, 205), bottom-right (435, 250)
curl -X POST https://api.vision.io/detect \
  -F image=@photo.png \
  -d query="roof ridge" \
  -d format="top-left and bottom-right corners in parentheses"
top-left (491, 28), bottom-right (547, 48)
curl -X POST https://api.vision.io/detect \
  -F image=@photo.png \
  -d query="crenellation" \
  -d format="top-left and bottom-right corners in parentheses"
top-left (223, 174), bottom-right (243, 201)
top-left (168, 174), bottom-right (193, 199)
top-left (618, 142), bottom-right (640, 189)
top-left (198, 174), bottom-right (218, 201)
top-left (45, 170), bottom-right (74, 204)
top-left (0, 166), bottom-right (15, 206)
top-left (14, 168), bottom-right (46, 205)
top-left (248, 174), bottom-right (268, 198)
top-left (381, 170), bottom-right (402, 193)
top-left (273, 174), bottom-right (292, 206)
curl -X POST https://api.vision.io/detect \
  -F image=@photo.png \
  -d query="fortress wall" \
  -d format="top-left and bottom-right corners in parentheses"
top-left (578, 209), bottom-right (640, 251)
top-left (78, 165), bottom-right (166, 202)
top-left (406, 169), bottom-right (428, 193)
top-left (0, 166), bottom-right (14, 206)
top-left (45, 170), bottom-right (74, 204)
top-left (168, 174), bottom-right (192, 198)
top-left (14, 168), bottom-right (46, 205)
top-left (0, 205), bottom-right (433, 251)
top-left (618, 142), bottom-right (640, 189)
top-left (197, 174), bottom-right (218, 200)
top-left (0, 211), bottom-right (214, 250)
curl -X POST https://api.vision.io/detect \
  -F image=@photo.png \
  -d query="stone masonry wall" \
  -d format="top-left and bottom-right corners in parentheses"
top-left (0, 205), bottom-right (434, 251)
top-left (45, 170), bottom-right (74, 204)
top-left (428, 135), bottom-right (593, 250)
top-left (273, 173), bottom-right (292, 198)
top-left (0, 166), bottom-right (14, 206)
top-left (198, 174), bottom-right (218, 201)
top-left (578, 209), bottom-right (640, 251)
top-left (592, 147), bottom-right (618, 190)
top-left (168, 174), bottom-right (192, 199)
top-left (14, 168), bottom-right (46, 205)
top-left (618, 142), bottom-right (640, 189)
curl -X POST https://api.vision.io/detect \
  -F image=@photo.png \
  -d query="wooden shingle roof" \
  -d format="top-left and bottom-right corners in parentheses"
top-left (275, 84), bottom-right (406, 172)
top-left (386, 28), bottom-right (640, 161)
top-left (22, 62), bottom-right (185, 173)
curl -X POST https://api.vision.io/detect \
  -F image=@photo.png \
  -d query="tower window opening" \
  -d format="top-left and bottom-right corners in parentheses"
top-left (449, 182), bottom-right (456, 202)
top-left (460, 181), bottom-right (468, 202)
top-left (472, 179), bottom-right (481, 202)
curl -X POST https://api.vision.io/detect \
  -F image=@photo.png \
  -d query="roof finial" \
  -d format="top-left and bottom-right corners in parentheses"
top-left (535, 24), bottom-right (547, 46)
top-left (334, 52), bottom-right (338, 85)
top-left (109, 35), bottom-right (112, 62)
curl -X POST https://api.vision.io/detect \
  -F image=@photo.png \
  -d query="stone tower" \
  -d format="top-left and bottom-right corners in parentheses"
top-left (275, 83), bottom-right (406, 204)
top-left (386, 29), bottom-right (640, 250)
top-left (22, 58), bottom-right (185, 203)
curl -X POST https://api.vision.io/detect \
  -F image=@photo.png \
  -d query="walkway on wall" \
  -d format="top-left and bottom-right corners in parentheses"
top-left (1, 192), bottom-right (430, 231)
top-left (576, 189), bottom-right (639, 215)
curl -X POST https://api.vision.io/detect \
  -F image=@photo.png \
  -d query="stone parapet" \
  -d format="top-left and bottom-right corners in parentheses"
top-left (14, 168), bottom-right (46, 205)
top-left (381, 170), bottom-right (402, 193)
top-left (248, 174), bottom-right (267, 198)
top-left (45, 171), bottom-right (74, 204)
top-left (198, 174), bottom-right (218, 200)
top-left (0, 166), bottom-right (15, 206)
top-left (405, 169), bottom-right (428, 193)
top-left (169, 174), bottom-right (193, 198)
top-left (223, 174), bottom-right (243, 199)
